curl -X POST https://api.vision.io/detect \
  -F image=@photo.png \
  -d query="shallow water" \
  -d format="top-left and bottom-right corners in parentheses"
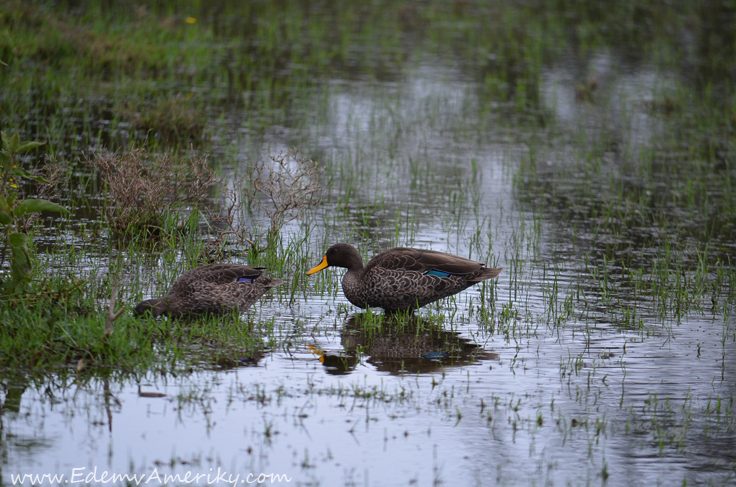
top-left (3, 3), bottom-right (736, 487)
top-left (4, 303), bottom-right (734, 486)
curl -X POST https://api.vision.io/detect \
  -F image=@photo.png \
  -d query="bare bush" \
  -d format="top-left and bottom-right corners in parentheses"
top-left (88, 146), bottom-right (217, 237)
top-left (87, 145), bottom-right (320, 250)
top-left (210, 148), bottom-right (323, 253)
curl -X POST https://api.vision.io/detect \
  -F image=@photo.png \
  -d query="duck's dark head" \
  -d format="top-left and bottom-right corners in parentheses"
top-left (307, 243), bottom-right (364, 274)
top-left (133, 298), bottom-right (170, 318)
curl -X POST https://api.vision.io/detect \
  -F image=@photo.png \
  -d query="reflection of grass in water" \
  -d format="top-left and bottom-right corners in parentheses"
top-left (5, 0), bottom-right (725, 154)
top-left (512, 87), bottom-right (736, 327)
top-left (498, 45), bottom-right (736, 479)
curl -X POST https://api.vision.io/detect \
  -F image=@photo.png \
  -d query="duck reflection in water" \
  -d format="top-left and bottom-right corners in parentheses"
top-left (308, 312), bottom-right (499, 375)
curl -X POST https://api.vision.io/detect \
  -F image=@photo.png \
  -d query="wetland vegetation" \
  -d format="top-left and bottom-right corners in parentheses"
top-left (1, 0), bottom-right (735, 485)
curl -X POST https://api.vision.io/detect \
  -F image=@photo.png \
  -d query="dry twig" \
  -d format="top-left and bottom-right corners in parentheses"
top-left (209, 148), bottom-right (322, 253)
top-left (104, 284), bottom-right (125, 338)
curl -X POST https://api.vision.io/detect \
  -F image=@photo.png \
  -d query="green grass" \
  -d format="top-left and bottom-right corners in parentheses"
top-left (0, 275), bottom-right (268, 372)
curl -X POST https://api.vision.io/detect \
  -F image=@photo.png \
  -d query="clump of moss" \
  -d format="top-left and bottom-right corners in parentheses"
top-left (120, 95), bottom-right (206, 143)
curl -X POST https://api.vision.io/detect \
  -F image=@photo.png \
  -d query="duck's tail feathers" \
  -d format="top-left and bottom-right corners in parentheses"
top-left (470, 267), bottom-right (503, 282)
top-left (264, 278), bottom-right (284, 288)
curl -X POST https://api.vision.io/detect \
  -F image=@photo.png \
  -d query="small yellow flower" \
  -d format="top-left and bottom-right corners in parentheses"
top-left (185, 17), bottom-right (196, 24)
top-left (10, 184), bottom-right (18, 189)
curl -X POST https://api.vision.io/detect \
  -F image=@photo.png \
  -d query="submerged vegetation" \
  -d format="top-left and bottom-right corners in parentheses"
top-left (0, 0), bottom-right (735, 485)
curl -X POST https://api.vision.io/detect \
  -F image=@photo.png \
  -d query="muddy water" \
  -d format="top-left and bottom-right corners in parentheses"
top-left (3, 43), bottom-right (736, 487)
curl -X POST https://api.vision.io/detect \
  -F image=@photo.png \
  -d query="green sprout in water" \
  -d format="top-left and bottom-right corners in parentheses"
top-left (0, 131), bottom-right (68, 289)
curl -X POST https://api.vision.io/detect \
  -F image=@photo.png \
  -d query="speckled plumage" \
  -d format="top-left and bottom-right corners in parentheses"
top-left (307, 243), bottom-right (502, 313)
top-left (134, 264), bottom-right (283, 318)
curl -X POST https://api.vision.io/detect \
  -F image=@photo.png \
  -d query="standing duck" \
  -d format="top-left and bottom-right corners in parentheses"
top-left (134, 264), bottom-right (283, 318)
top-left (307, 243), bottom-right (502, 313)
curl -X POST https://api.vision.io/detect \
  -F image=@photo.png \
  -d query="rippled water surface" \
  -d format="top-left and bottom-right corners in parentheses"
top-left (2, 2), bottom-right (736, 486)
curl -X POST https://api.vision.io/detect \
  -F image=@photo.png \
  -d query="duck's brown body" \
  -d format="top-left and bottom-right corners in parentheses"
top-left (308, 244), bottom-right (502, 313)
top-left (134, 264), bottom-right (282, 318)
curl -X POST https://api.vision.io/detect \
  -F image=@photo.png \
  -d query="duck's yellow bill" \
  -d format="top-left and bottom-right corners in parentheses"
top-left (307, 256), bottom-right (329, 275)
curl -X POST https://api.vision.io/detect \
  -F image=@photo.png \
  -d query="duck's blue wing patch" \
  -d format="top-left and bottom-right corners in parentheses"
top-left (425, 270), bottom-right (451, 278)
top-left (238, 277), bottom-right (254, 283)
top-left (423, 352), bottom-right (449, 360)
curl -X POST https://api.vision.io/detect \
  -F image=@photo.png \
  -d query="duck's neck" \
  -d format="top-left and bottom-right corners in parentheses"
top-left (134, 297), bottom-right (171, 318)
top-left (341, 266), bottom-right (365, 307)
top-left (341, 259), bottom-right (365, 289)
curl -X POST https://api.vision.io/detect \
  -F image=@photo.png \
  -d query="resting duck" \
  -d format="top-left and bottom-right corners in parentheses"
top-left (307, 243), bottom-right (501, 313)
top-left (134, 264), bottom-right (282, 318)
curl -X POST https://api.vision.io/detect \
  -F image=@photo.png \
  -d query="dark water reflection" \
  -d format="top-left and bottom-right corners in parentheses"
top-left (311, 313), bottom-right (499, 375)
